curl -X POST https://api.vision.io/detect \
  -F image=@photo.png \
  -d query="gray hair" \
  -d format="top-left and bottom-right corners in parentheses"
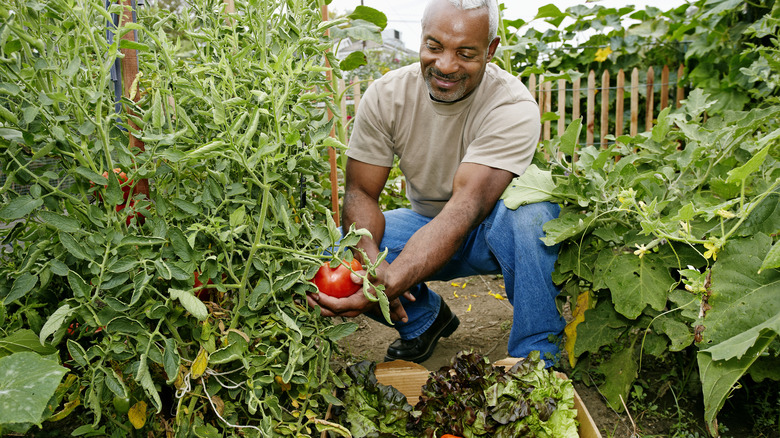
top-left (444, 0), bottom-right (499, 42)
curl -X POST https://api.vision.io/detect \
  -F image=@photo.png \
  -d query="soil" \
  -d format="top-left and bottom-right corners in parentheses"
top-left (334, 275), bottom-right (769, 438)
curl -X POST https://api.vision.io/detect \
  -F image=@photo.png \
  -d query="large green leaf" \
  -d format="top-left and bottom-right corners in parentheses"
top-left (698, 331), bottom-right (775, 434)
top-left (348, 6), bottom-right (387, 30)
top-left (0, 352), bottom-right (68, 426)
top-left (703, 312), bottom-right (780, 361)
top-left (501, 164), bottom-right (556, 208)
top-left (573, 300), bottom-right (627, 356)
top-left (594, 250), bottom-right (673, 319)
top-left (597, 346), bottom-right (638, 411)
top-left (701, 234), bottom-right (780, 346)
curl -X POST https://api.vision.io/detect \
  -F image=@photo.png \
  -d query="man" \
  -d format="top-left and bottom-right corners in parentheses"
top-left (308, 0), bottom-right (565, 365)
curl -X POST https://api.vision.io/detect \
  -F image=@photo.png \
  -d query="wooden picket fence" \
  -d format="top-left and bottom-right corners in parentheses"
top-left (336, 64), bottom-right (686, 148)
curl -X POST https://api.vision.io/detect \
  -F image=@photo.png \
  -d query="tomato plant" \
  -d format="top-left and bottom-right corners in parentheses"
top-left (0, 0), bottom-right (387, 436)
top-left (313, 258), bottom-right (362, 298)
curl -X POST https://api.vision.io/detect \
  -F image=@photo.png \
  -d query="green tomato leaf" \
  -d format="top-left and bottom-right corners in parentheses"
top-left (39, 211), bottom-right (81, 233)
top-left (103, 367), bottom-right (127, 398)
top-left (0, 195), bottom-right (43, 220)
top-left (66, 339), bottom-right (89, 367)
top-left (105, 316), bottom-right (146, 335)
top-left (170, 289), bottom-right (208, 321)
top-left (39, 304), bottom-right (72, 345)
top-left (163, 338), bottom-right (180, 384)
top-left (321, 322), bottom-right (358, 342)
top-left (67, 270), bottom-right (90, 299)
top-left (135, 354), bottom-right (162, 412)
top-left (4, 273), bottom-right (38, 304)
top-left (59, 231), bottom-right (88, 260)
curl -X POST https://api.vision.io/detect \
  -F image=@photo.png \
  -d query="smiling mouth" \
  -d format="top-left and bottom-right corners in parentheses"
top-left (433, 75), bottom-right (460, 89)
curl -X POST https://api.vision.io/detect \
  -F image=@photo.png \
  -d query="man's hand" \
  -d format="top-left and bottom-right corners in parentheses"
top-left (307, 268), bottom-right (415, 322)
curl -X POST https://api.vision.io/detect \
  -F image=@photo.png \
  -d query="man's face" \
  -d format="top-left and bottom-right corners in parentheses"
top-left (420, 0), bottom-right (499, 102)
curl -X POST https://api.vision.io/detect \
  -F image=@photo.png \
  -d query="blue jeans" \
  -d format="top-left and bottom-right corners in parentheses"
top-left (370, 201), bottom-right (565, 361)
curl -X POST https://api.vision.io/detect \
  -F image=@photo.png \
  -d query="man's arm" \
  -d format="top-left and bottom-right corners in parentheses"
top-left (381, 161), bottom-right (514, 297)
top-left (341, 158), bottom-right (391, 264)
top-left (309, 157), bottom-right (514, 319)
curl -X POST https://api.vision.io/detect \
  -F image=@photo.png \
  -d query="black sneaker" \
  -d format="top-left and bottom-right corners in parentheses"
top-left (384, 299), bottom-right (459, 363)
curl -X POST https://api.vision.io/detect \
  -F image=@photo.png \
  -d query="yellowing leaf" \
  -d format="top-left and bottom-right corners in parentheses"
top-left (48, 398), bottom-right (80, 422)
top-left (564, 291), bottom-right (592, 368)
top-left (467, 304), bottom-right (472, 312)
top-left (191, 348), bottom-right (208, 379)
top-left (488, 292), bottom-right (506, 301)
top-left (128, 400), bottom-right (147, 429)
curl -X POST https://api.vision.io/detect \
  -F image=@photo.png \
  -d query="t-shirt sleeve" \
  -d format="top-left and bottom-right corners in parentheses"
top-left (462, 99), bottom-right (540, 177)
top-left (345, 81), bottom-right (396, 168)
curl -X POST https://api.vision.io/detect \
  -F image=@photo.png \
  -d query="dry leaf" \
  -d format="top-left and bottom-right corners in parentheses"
top-left (128, 400), bottom-right (147, 429)
top-left (191, 348), bottom-right (209, 379)
top-left (564, 290), bottom-right (592, 368)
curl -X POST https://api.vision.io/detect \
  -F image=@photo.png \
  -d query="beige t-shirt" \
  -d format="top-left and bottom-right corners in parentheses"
top-left (346, 62), bottom-right (540, 217)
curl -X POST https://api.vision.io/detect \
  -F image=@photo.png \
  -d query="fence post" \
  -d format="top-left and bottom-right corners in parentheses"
top-left (600, 70), bottom-right (610, 148)
top-left (586, 70), bottom-right (596, 147)
top-left (661, 65), bottom-right (670, 110)
top-left (615, 69), bottom-right (625, 138)
top-left (572, 75), bottom-right (581, 123)
top-left (557, 79), bottom-right (566, 138)
top-left (646, 66), bottom-right (655, 131)
top-left (676, 64), bottom-right (685, 108)
top-left (630, 67), bottom-right (639, 137)
top-left (543, 80), bottom-right (552, 141)
top-left (527, 73), bottom-right (537, 101)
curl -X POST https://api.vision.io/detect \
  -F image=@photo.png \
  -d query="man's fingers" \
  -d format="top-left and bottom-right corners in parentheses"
top-left (389, 298), bottom-right (408, 323)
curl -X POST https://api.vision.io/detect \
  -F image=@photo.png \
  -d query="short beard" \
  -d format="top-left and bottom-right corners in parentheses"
top-left (423, 66), bottom-right (468, 102)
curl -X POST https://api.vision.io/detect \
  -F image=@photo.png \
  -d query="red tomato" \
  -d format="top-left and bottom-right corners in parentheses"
top-left (312, 258), bottom-right (362, 298)
top-left (440, 435), bottom-right (463, 438)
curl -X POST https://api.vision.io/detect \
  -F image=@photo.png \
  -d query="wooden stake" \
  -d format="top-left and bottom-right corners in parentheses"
top-left (119, 0), bottom-right (149, 197)
top-left (321, 4), bottom-right (340, 226)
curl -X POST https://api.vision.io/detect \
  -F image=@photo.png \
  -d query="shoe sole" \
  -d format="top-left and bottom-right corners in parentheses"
top-left (384, 314), bottom-right (460, 363)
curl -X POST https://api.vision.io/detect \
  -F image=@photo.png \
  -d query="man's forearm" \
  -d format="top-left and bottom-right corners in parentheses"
top-left (342, 189), bottom-right (386, 263)
top-left (382, 201), bottom-right (478, 299)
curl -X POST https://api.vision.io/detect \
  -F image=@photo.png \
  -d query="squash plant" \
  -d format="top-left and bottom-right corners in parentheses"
top-left (507, 89), bottom-right (780, 435)
top-left (0, 0), bottom-right (384, 435)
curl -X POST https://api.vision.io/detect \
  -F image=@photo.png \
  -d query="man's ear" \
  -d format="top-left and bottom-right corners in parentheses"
top-left (486, 36), bottom-right (500, 62)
